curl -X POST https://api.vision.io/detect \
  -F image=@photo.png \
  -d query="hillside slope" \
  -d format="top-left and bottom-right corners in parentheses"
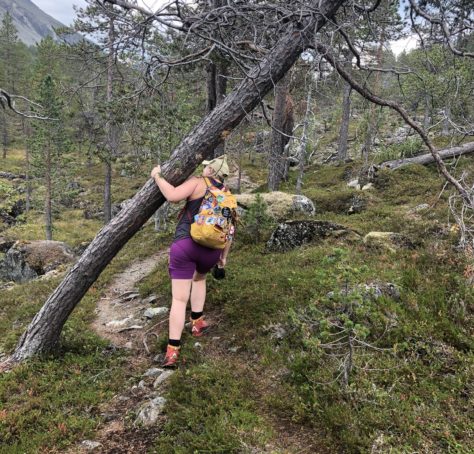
top-left (0, 0), bottom-right (80, 45)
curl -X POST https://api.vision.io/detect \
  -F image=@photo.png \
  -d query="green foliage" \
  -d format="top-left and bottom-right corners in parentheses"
top-left (376, 137), bottom-right (424, 163)
top-left (240, 194), bottom-right (275, 244)
top-left (154, 361), bottom-right (273, 452)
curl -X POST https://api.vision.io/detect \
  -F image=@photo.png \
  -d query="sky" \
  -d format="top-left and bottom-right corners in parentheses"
top-left (31, 0), bottom-right (167, 26)
top-left (32, 0), bottom-right (417, 56)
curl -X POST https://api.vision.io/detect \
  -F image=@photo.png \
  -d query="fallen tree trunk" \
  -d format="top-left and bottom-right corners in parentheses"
top-left (379, 142), bottom-right (474, 170)
top-left (4, 0), bottom-right (345, 365)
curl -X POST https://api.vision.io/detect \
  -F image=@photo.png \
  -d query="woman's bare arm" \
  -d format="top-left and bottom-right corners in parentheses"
top-left (151, 166), bottom-right (200, 202)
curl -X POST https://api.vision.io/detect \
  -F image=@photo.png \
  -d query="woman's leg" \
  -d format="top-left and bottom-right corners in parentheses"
top-left (190, 271), bottom-right (207, 313)
top-left (169, 279), bottom-right (193, 340)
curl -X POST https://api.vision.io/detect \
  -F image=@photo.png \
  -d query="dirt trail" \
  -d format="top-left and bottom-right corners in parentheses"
top-left (71, 249), bottom-right (170, 454)
top-left (91, 249), bottom-right (168, 349)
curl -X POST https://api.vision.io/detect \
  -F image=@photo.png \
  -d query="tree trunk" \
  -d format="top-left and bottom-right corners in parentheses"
top-left (423, 93), bottom-right (431, 131)
top-left (213, 60), bottom-right (228, 158)
top-left (442, 106), bottom-right (451, 136)
top-left (2, 110), bottom-right (8, 159)
top-left (268, 75), bottom-right (290, 191)
top-left (206, 61), bottom-right (217, 112)
top-left (337, 82), bottom-right (351, 161)
top-left (379, 141), bottom-right (474, 170)
top-left (296, 81), bottom-right (313, 194)
top-left (104, 15), bottom-right (115, 224)
top-left (104, 160), bottom-right (112, 222)
top-left (45, 144), bottom-right (52, 241)
top-left (6, 0), bottom-right (345, 365)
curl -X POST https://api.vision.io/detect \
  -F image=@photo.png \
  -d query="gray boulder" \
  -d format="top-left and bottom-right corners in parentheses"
top-left (0, 240), bottom-right (76, 283)
top-left (292, 195), bottom-right (316, 216)
top-left (266, 220), bottom-right (359, 252)
top-left (135, 396), bottom-right (166, 427)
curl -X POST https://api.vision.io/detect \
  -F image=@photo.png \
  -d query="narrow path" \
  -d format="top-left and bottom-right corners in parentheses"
top-left (91, 249), bottom-right (168, 349)
top-left (72, 249), bottom-right (171, 454)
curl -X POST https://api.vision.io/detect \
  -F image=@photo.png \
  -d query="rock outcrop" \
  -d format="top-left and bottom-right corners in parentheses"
top-left (266, 220), bottom-right (359, 252)
top-left (363, 232), bottom-right (418, 252)
top-left (236, 192), bottom-right (316, 219)
top-left (0, 240), bottom-right (76, 283)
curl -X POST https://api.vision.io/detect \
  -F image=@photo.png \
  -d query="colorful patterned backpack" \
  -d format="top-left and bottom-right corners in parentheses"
top-left (190, 177), bottom-right (237, 249)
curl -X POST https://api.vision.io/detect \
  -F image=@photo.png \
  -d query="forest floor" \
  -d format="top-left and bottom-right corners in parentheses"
top-left (1, 148), bottom-right (473, 453)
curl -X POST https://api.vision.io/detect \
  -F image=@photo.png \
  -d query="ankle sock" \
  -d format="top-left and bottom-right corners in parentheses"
top-left (191, 311), bottom-right (203, 320)
top-left (168, 338), bottom-right (181, 348)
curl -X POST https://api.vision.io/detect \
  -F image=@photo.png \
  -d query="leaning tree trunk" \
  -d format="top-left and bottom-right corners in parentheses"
top-left (5, 0), bottom-right (345, 365)
top-left (379, 141), bottom-right (474, 170)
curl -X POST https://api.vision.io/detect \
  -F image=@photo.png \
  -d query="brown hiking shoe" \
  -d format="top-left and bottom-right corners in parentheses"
top-left (191, 316), bottom-right (209, 337)
top-left (161, 345), bottom-right (180, 368)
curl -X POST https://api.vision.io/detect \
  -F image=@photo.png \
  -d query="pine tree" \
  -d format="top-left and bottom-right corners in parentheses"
top-left (0, 12), bottom-right (18, 158)
top-left (29, 74), bottom-right (69, 240)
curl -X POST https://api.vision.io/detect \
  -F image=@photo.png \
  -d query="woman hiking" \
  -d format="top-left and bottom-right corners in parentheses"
top-left (150, 155), bottom-right (234, 367)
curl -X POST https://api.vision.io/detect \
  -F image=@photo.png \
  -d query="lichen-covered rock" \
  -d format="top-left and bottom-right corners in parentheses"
top-left (236, 192), bottom-right (316, 219)
top-left (135, 396), bottom-right (166, 427)
top-left (292, 195), bottom-right (316, 216)
top-left (266, 220), bottom-right (358, 252)
top-left (0, 240), bottom-right (76, 283)
top-left (363, 232), bottom-right (417, 252)
top-left (347, 194), bottom-right (367, 214)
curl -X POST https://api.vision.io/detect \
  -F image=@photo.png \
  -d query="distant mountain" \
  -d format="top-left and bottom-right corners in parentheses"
top-left (0, 0), bottom-right (82, 46)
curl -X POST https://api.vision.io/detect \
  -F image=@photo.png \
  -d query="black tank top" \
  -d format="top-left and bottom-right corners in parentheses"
top-left (174, 177), bottom-right (224, 241)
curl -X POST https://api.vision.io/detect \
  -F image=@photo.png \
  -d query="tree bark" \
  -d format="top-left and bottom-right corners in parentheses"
top-left (213, 60), bottom-right (229, 158)
top-left (337, 82), bottom-right (351, 161)
top-left (296, 81), bottom-right (312, 194)
top-left (6, 0), bottom-right (345, 365)
top-left (104, 15), bottom-right (115, 224)
top-left (1, 109), bottom-right (7, 159)
top-left (379, 141), bottom-right (474, 170)
top-left (268, 75), bottom-right (290, 191)
top-left (206, 61), bottom-right (217, 112)
top-left (45, 141), bottom-right (52, 240)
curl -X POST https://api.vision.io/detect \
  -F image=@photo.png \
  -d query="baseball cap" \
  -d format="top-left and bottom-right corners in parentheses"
top-left (202, 155), bottom-right (230, 179)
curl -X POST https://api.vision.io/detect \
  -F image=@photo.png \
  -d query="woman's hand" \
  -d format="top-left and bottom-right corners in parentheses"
top-left (151, 165), bottom-right (161, 179)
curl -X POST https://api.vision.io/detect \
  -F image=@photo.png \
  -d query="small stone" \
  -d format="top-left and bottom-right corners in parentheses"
top-left (138, 380), bottom-right (147, 390)
top-left (143, 367), bottom-right (164, 377)
top-left (361, 183), bottom-right (374, 190)
top-left (105, 316), bottom-right (134, 328)
top-left (135, 396), bottom-right (167, 426)
top-left (153, 370), bottom-right (174, 388)
top-left (142, 295), bottom-right (158, 305)
top-left (228, 346), bottom-right (240, 353)
top-left (118, 395), bottom-right (130, 401)
top-left (194, 342), bottom-right (202, 349)
top-left (81, 440), bottom-right (102, 451)
top-left (347, 178), bottom-right (360, 188)
top-left (118, 325), bottom-right (143, 332)
top-left (124, 342), bottom-right (133, 350)
top-left (143, 307), bottom-right (169, 319)
top-left (212, 336), bottom-right (221, 340)
top-left (409, 203), bottom-right (430, 213)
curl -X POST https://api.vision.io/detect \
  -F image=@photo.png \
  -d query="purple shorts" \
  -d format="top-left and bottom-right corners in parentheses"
top-left (169, 237), bottom-right (221, 279)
